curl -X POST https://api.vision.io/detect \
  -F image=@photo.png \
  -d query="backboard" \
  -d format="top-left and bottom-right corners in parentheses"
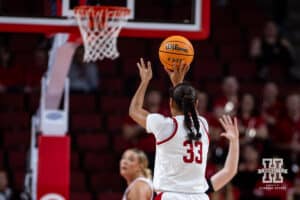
top-left (0, 0), bottom-right (210, 39)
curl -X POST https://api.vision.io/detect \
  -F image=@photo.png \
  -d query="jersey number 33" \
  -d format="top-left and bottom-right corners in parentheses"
top-left (183, 140), bottom-right (203, 164)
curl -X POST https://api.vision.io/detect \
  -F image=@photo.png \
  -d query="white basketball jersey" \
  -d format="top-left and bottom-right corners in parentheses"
top-left (146, 114), bottom-right (210, 194)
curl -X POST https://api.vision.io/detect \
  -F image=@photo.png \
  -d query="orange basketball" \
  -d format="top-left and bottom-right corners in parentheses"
top-left (159, 35), bottom-right (194, 71)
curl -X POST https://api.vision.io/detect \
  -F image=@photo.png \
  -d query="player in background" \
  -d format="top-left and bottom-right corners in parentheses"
top-left (129, 58), bottom-right (239, 200)
top-left (120, 148), bottom-right (153, 200)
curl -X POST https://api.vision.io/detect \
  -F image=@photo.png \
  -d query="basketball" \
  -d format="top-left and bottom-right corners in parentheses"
top-left (159, 35), bottom-right (194, 71)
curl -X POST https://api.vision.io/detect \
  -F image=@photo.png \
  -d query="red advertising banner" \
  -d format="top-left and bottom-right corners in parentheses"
top-left (37, 136), bottom-right (70, 200)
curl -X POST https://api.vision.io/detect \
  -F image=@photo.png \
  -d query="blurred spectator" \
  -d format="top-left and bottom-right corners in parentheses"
top-left (214, 76), bottom-right (239, 115)
top-left (238, 93), bottom-right (268, 145)
top-left (209, 77), bottom-right (237, 141)
top-left (287, 174), bottom-right (300, 200)
top-left (0, 46), bottom-right (23, 92)
top-left (233, 144), bottom-right (261, 200)
top-left (197, 90), bottom-right (229, 162)
top-left (274, 94), bottom-right (300, 154)
top-left (122, 117), bottom-right (144, 141)
top-left (196, 91), bottom-right (211, 118)
top-left (145, 89), bottom-right (168, 114)
top-left (260, 82), bottom-right (282, 128)
top-left (209, 104), bottom-right (224, 142)
top-left (206, 102), bottom-right (229, 165)
top-left (239, 144), bottom-right (260, 172)
top-left (250, 21), bottom-right (295, 80)
top-left (122, 89), bottom-right (166, 141)
top-left (273, 94), bottom-right (300, 183)
top-left (145, 89), bottom-right (162, 113)
top-left (0, 170), bottom-right (12, 200)
top-left (24, 47), bottom-right (48, 92)
top-left (69, 46), bottom-right (99, 92)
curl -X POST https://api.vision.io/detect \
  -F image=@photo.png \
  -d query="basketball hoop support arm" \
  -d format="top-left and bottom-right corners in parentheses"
top-left (46, 34), bottom-right (79, 109)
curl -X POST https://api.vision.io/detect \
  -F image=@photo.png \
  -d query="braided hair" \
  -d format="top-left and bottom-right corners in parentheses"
top-left (170, 82), bottom-right (201, 140)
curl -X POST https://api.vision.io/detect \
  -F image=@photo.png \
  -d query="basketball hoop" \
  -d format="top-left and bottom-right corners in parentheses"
top-left (74, 6), bottom-right (131, 62)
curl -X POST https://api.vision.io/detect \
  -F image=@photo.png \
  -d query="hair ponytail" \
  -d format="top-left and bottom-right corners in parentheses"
top-left (142, 168), bottom-right (152, 179)
top-left (182, 95), bottom-right (196, 140)
top-left (190, 105), bottom-right (201, 139)
top-left (130, 148), bottom-right (152, 179)
top-left (171, 83), bottom-right (201, 140)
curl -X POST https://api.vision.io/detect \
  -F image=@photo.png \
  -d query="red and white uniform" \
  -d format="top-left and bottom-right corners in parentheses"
top-left (146, 114), bottom-right (210, 200)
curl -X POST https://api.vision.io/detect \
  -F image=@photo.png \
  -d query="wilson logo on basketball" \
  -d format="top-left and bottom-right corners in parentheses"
top-left (165, 44), bottom-right (188, 53)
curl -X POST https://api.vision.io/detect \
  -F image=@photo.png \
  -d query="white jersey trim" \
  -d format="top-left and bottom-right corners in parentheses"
top-left (199, 117), bottom-right (210, 141)
top-left (122, 177), bottom-right (153, 200)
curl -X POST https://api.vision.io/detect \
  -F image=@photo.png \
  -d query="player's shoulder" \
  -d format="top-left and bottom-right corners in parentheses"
top-left (146, 113), bottom-right (174, 133)
top-left (198, 115), bottom-right (207, 121)
top-left (147, 113), bottom-right (173, 123)
top-left (134, 179), bottom-right (152, 188)
top-left (148, 113), bottom-right (165, 118)
top-left (130, 179), bottom-right (153, 195)
top-left (198, 115), bottom-right (208, 125)
top-left (198, 115), bottom-right (209, 132)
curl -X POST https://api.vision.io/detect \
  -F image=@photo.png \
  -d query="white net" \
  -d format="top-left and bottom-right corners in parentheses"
top-left (74, 6), bottom-right (130, 62)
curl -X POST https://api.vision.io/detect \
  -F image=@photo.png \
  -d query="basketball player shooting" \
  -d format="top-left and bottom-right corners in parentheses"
top-left (129, 58), bottom-right (239, 200)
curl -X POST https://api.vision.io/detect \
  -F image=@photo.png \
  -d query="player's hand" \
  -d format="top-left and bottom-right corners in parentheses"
top-left (137, 58), bottom-right (152, 82)
top-left (219, 115), bottom-right (239, 143)
top-left (165, 61), bottom-right (190, 86)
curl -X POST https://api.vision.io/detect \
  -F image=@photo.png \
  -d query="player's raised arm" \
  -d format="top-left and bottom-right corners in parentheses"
top-left (129, 58), bottom-right (152, 129)
top-left (208, 115), bottom-right (239, 192)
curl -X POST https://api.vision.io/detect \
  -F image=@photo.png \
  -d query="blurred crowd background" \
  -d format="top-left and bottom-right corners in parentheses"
top-left (0, 0), bottom-right (300, 199)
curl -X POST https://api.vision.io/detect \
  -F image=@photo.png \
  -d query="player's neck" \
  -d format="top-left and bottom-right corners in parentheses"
top-left (172, 110), bottom-right (184, 116)
top-left (126, 172), bottom-right (144, 185)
